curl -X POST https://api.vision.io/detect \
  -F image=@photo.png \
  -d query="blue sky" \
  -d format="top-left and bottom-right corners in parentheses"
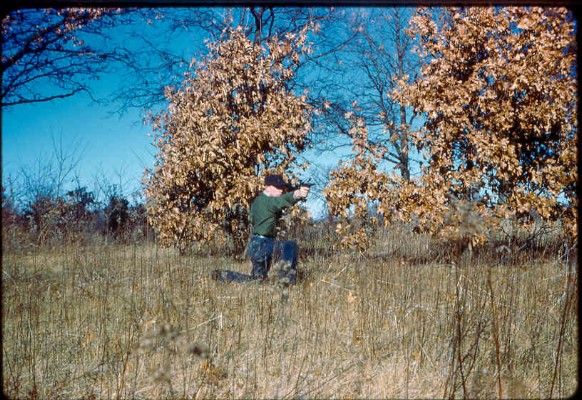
top-left (2, 90), bottom-right (153, 201)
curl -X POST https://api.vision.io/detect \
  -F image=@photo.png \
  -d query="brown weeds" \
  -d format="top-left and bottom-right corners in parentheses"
top-left (2, 230), bottom-right (578, 399)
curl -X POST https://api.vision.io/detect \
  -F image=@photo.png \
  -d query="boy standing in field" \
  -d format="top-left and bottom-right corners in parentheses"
top-left (212, 174), bottom-right (310, 285)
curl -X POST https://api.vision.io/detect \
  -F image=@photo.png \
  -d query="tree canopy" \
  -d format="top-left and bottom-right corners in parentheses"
top-left (325, 6), bottom-right (577, 246)
top-left (1, 8), bottom-right (128, 106)
top-left (3, 6), bottom-right (576, 252)
top-left (144, 27), bottom-right (313, 252)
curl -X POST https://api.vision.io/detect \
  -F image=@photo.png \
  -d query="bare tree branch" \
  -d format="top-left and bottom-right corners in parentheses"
top-left (1, 8), bottom-right (133, 107)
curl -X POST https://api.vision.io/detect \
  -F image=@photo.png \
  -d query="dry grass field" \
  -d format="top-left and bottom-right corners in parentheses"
top-left (2, 228), bottom-right (578, 399)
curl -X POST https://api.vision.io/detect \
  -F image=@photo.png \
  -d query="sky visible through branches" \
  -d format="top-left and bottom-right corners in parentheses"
top-left (2, 7), bottom-right (358, 219)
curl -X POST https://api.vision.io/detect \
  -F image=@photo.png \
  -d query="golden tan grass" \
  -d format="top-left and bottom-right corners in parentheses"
top-left (2, 240), bottom-right (577, 399)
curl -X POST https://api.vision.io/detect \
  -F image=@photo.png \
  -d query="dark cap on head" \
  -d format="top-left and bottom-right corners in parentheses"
top-left (264, 174), bottom-right (290, 188)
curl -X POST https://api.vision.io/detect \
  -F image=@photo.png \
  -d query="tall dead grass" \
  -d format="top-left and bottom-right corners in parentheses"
top-left (2, 228), bottom-right (578, 399)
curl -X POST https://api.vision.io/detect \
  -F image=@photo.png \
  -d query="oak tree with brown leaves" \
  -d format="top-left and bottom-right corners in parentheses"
top-left (144, 27), bottom-right (312, 253)
top-left (326, 7), bottom-right (577, 248)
